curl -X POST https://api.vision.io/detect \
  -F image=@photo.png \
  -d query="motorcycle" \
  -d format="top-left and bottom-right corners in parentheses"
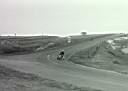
top-left (57, 54), bottom-right (65, 60)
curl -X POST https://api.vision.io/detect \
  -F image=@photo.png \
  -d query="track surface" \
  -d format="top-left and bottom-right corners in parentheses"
top-left (0, 34), bottom-right (128, 91)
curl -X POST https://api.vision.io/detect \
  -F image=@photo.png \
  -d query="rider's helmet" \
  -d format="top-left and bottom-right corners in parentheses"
top-left (59, 50), bottom-right (65, 55)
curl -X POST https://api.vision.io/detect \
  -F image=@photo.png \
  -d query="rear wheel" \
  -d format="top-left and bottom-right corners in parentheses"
top-left (57, 55), bottom-right (64, 60)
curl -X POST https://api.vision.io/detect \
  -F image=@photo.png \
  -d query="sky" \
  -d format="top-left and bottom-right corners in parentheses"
top-left (0, 0), bottom-right (128, 36)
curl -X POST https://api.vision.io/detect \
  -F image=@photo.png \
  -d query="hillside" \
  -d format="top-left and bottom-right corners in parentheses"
top-left (69, 34), bottom-right (128, 74)
top-left (0, 36), bottom-right (59, 54)
top-left (0, 33), bottom-right (128, 91)
top-left (0, 34), bottom-right (113, 54)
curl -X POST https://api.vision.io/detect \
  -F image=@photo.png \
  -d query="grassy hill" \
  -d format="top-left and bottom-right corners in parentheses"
top-left (0, 36), bottom-right (60, 54)
top-left (0, 33), bottom-right (127, 91)
top-left (0, 34), bottom-right (113, 54)
top-left (69, 34), bottom-right (128, 74)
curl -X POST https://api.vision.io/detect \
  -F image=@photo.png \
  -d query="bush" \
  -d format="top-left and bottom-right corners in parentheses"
top-left (81, 32), bottom-right (87, 36)
top-left (0, 40), bottom-right (39, 54)
top-left (113, 60), bottom-right (120, 64)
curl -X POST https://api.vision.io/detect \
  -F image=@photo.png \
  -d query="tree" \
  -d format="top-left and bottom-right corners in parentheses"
top-left (81, 32), bottom-right (87, 36)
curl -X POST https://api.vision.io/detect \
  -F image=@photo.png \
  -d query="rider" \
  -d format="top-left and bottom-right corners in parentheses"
top-left (57, 50), bottom-right (65, 60)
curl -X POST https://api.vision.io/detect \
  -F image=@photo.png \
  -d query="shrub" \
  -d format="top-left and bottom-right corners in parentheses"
top-left (81, 32), bottom-right (87, 36)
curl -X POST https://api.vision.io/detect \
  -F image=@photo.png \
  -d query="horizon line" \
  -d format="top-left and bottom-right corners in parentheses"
top-left (0, 32), bottom-right (127, 37)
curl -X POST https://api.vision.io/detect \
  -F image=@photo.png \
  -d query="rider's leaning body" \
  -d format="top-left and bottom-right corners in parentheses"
top-left (57, 50), bottom-right (65, 60)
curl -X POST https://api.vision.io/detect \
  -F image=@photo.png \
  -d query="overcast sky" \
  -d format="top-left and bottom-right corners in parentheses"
top-left (1, 0), bottom-right (128, 36)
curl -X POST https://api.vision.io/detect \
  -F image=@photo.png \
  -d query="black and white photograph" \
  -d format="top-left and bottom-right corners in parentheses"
top-left (1, 0), bottom-right (128, 91)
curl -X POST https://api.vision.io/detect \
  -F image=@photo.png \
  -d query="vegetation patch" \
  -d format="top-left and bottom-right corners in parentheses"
top-left (69, 40), bottom-right (128, 74)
